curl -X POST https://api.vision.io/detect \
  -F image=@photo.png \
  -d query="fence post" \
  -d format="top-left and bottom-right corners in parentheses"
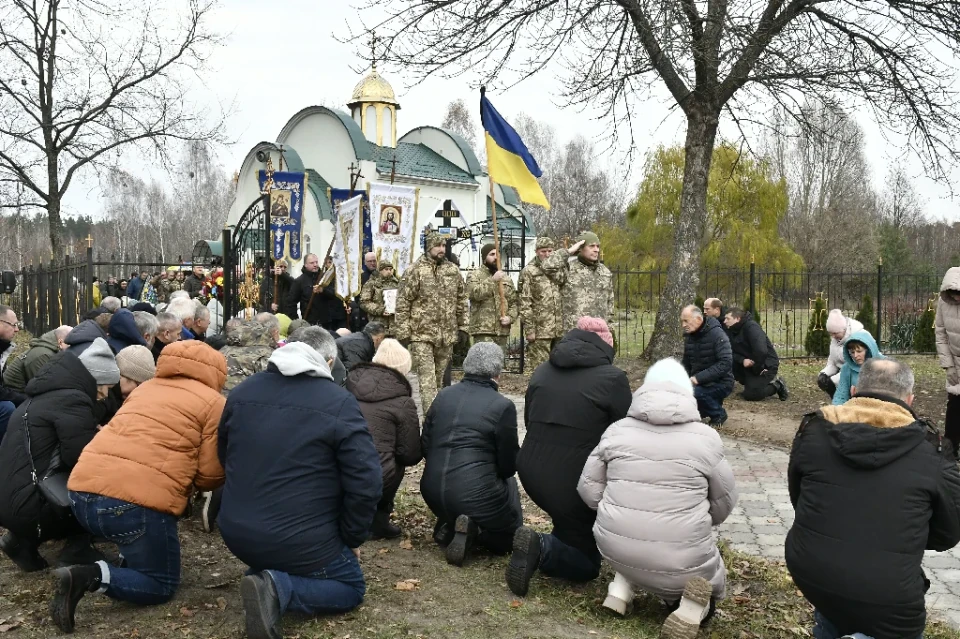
top-left (876, 259), bottom-right (883, 344)
top-left (222, 228), bottom-right (233, 322)
top-left (519, 219), bottom-right (526, 374)
top-left (86, 240), bottom-right (95, 314)
top-left (749, 258), bottom-right (756, 317)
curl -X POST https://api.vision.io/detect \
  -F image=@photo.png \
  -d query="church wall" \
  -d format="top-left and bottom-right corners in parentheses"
top-left (279, 112), bottom-right (356, 190)
top-left (399, 128), bottom-right (473, 174)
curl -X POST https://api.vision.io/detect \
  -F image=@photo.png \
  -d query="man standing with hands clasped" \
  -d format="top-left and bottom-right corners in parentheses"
top-left (468, 244), bottom-right (518, 350)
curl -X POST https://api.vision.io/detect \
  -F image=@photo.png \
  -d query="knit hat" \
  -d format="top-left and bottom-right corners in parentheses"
top-left (577, 231), bottom-right (600, 246)
top-left (425, 232), bottom-right (445, 249)
top-left (116, 345), bottom-right (156, 383)
top-left (78, 337), bottom-right (121, 385)
top-left (825, 309), bottom-right (847, 334)
top-left (577, 316), bottom-right (614, 347)
top-left (276, 313), bottom-right (292, 338)
top-left (644, 358), bottom-right (693, 396)
top-left (480, 243), bottom-right (497, 263)
top-left (535, 237), bottom-right (555, 250)
top-left (463, 342), bottom-right (504, 378)
top-left (372, 338), bottom-right (412, 376)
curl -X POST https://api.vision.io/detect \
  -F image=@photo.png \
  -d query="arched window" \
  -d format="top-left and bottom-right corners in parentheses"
top-left (352, 107), bottom-right (361, 125)
top-left (365, 106), bottom-right (377, 142)
top-left (383, 107), bottom-right (393, 146)
top-left (303, 233), bottom-right (311, 256)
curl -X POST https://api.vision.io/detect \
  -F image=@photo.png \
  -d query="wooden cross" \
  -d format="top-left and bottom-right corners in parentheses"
top-left (348, 162), bottom-right (364, 195)
top-left (85, 235), bottom-right (93, 248)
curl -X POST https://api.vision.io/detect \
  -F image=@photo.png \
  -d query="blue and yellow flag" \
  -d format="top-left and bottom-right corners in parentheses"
top-left (480, 92), bottom-right (550, 210)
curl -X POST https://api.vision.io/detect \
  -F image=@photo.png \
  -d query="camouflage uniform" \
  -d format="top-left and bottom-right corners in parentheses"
top-left (395, 234), bottom-right (468, 413)
top-left (359, 261), bottom-right (401, 336)
top-left (467, 266), bottom-right (518, 350)
top-left (218, 320), bottom-right (277, 396)
top-left (540, 235), bottom-right (614, 333)
top-left (519, 237), bottom-right (563, 371)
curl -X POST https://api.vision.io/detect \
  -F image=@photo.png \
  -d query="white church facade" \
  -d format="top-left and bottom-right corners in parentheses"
top-left (225, 65), bottom-right (536, 273)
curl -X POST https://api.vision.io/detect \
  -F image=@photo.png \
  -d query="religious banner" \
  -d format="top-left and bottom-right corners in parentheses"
top-left (258, 171), bottom-right (307, 260)
top-left (332, 194), bottom-right (363, 300)
top-left (330, 189), bottom-right (373, 255)
top-left (368, 182), bottom-right (419, 274)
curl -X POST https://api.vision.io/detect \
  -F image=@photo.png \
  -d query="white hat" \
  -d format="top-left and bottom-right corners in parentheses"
top-left (643, 358), bottom-right (693, 396)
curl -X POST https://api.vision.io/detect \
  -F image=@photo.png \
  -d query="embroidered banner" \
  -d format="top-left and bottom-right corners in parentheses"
top-left (332, 194), bottom-right (363, 300)
top-left (330, 189), bottom-right (372, 255)
top-left (258, 171), bottom-right (307, 260)
top-left (368, 183), bottom-right (418, 274)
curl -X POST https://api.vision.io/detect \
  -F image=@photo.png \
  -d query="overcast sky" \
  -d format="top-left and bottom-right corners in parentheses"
top-left (61, 0), bottom-right (959, 222)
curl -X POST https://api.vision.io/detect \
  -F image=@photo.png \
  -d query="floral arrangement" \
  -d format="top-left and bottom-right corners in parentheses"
top-left (200, 268), bottom-right (225, 302)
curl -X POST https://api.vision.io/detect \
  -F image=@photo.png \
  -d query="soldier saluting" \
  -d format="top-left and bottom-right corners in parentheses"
top-left (395, 233), bottom-right (469, 413)
top-left (467, 243), bottom-right (518, 350)
top-left (540, 230), bottom-right (614, 333)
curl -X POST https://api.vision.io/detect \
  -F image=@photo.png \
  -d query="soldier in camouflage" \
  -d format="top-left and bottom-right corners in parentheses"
top-left (518, 237), bottom-right (563, 371)
top-left (540, 231), bottom-right (614, 333)
top-left (467, 244), bottom-right (518, 350)
top-left (395, 232), bottom-right (469, 413)
top-left (359, 260), bottom-right (401, 336)
top-left (218, 319), bottom-right (277, 396)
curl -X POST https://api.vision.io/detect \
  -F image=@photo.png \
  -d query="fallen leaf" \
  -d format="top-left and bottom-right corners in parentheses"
top-left (509, 599), bottom-right (523, 608)
top-left (399, 539), bottom-right (414, 550)
top-left (179, 607), bottom-right (194, 618)
top-left (394, 579), bottom-right (420, 591)
top-left (216, 597), bottom-right (227, 611)
top-left (0, 622), bottom-right (20, 633)
top-left (378, 548), bottom-right (390, 554)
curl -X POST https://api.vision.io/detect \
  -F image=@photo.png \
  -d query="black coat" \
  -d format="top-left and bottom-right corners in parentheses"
top-left (0, 351), bottom-right (99, 540)
top-left (183, 273), bottom-right (205, 298)
top-left (420, 375), bottom-right (521, 534)
top-left (0, 340), bottom-right (26, 407)
top-left (727, 313), bottom-right (779, 378)
top-left (786, 394), bottom-right (960, 639)
top-left (217, 363), bottom-right (382, 574)
top-left (260, 271), bottom-right (296, 317)
top-left (682, 316), bottom-right (734, 389)
top-left (286, 268), bottom-right (337, 326)
top-left (336, 332), bottom-right (375, 371)
top-left (517, 330), bottom-right (631, 551)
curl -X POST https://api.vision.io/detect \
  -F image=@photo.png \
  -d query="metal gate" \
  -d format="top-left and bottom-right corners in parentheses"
top-left (221, 195), bottom-right (271, 321)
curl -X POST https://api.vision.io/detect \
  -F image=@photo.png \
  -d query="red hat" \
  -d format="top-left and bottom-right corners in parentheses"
top-left (577, 316), bottom-right (613, 347)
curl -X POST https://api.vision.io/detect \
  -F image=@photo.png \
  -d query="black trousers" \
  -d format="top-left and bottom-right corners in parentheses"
top-left (945, 394), bottom-right (960, 459)
top-left (378, 470), bottom-right (404, 515)
top-left (735, 367), bottom-right (778, 401)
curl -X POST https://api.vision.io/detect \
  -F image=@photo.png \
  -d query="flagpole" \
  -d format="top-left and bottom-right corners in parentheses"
top-left (489, 176), bottom-right (507, 318)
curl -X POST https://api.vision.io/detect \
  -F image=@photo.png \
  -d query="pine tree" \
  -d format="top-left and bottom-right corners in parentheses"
top-left (913, 305), bottom-right (937, 352)
top-left (855, 295), bottom-right (877, 336)
top-left (805, 295), bottom-right (831, 356)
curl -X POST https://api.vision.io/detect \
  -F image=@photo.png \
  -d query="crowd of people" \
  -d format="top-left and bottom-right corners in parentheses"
top-left (0, 239), bottom-right (959, 639)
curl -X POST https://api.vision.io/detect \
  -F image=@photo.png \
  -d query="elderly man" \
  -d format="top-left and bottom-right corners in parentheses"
top-left (468, 244), bottom-right (518, 350)
top-left (681, 305), bottom-right (734, 428)
top-left (3, 325), bottom-right (71, 392)
top-left (787, 359), bottom-right (960, 639)
top-left (396, 233), bottom-right (468, 413)
top-left (0, 305), bottom-right (24, 439)
top-left (133, 311), bottom-right (159, 349)
top-left (539, 231), bottom-right (614, 332)
top-left (217, 326), bottom-right (381, 637)
top-left (287, 253), bottom-right (330, 326)
top-left (519, 237), bottom-right (562, 371)
top-left (152, 312), bottom-right (183, 363)
top-left (193, 306), bottom-right (211, 342)
top-left (166, 298), bottom-right (198, 341)
top-left (336, 322), bottom-right (385, 371)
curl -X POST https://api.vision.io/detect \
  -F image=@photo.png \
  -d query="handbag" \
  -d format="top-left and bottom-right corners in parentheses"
top-left (21, 400), bottom-right (73, 517)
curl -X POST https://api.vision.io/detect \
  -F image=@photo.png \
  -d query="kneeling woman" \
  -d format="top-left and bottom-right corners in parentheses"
top-left (49, 340), bottom-right (227, 633)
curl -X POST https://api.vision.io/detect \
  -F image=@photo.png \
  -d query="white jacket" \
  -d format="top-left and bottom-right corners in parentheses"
top-left (936, 267), bottom-right (960, 395)
top-left (577, 380), bottom-right (738, 600)
top-left (821, 316), bottom-right (864, 383)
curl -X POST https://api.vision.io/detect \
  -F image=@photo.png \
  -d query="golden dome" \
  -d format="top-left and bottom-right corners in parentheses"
top-left (349, 68), bottom-right (399, 107)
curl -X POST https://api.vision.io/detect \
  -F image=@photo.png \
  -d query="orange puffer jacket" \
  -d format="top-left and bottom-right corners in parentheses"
top-left (68, 340), bottom-right (227, 516)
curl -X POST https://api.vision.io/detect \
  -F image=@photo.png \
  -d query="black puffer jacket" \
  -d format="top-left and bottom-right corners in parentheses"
top-left (0, 351), bottom-right (99, 538)
top-left (787, 394), bottom-right (960, 639)
top-left (346, 363), bottom-right (421, 488)
top-left (682, 316), bottom-right (734, 389)
top-left (517, 330), bottom-right (632, 552)
top-left (286, 268), bottom-right (336, 325)
top-left (420, 375), bottom-right (521, 533)
top-left (336, 332), bottom-right (375, 371)
top-left (727, 312), bottom-right (779, 377)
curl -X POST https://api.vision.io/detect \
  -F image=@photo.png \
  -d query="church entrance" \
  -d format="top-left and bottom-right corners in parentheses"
top-left (222, 195), bottom-right (271, 321)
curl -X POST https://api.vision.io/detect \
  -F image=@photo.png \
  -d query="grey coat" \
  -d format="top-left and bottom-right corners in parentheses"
top-left (577, 380), bottom-right (738, 599)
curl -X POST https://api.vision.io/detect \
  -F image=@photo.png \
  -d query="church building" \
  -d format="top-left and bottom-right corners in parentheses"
top-left (225, 63), bottom-right (536, 273)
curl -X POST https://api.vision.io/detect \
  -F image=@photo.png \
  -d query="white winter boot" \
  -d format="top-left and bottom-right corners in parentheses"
top-left (602, 572), bottom-right (634, 616)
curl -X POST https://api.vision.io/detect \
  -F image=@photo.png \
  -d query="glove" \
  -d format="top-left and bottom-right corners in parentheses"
top-left (818, 372), bottom-right (830, 386)
top-left (947, 367), bottom-right (959, 387)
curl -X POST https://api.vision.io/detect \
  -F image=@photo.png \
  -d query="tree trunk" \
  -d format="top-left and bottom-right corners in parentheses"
top-left (643, 106), bottom-right (720, 360)
top-left (47, 193), bottom-right (65, 262)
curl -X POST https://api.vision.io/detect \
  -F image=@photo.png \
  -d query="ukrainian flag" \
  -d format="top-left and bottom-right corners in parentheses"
top-left (480, 92), bottom-right (550, 209)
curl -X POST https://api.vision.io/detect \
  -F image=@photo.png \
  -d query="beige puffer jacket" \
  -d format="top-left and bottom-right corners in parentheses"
top-left (936, 267), bottom-right (960, 395)
top-left (577, 380), bottom-right (738, 600)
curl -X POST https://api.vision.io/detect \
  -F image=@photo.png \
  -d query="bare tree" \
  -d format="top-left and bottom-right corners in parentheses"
top-left (879, 167), bottom-right (924, 231)
top-left (0, 0), bottom-right (226, 260)
top-left (361, 0), bottom-right (960, 358)
top-left (441, 98), bottom-right (478, 150)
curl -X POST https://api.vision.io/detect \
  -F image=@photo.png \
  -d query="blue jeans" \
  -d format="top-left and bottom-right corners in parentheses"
top-left (70, 491), bottom-right (180, 605)
top-left (263, 546), bottom-right (365, 615)
top-left (812, 610), bottom-right (922, 639)
top-left (694, 384), bottom-right (731, 421)
top-left (0, 401), bottom-right (14, 443)
top-left (539, 533), bottom-right (602, 582)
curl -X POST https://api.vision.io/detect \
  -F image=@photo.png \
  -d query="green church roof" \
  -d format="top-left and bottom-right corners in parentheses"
top-left (371, 143), bottom-right (477, 185)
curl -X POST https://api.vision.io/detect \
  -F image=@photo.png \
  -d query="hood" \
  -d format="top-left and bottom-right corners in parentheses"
top-left (29, 330), bottom-right (61, 354)
top-left (65, 320), bottom-right (108, 355)
top-left (817, 395), bottom-right (926, 469)
top-left (841, 330), bottom-right (883, 371)
top-left (268, 342), bottom-right (334, 380)
top-left (725, 312), bottom-right (753, 336)
top-left (941, 267), bottom-right (960, 304)
top-left (107, 309), bottom-right (148, 353)
top-left (549, 329), bottom-right (615, 369)
top-left (156, 340), bottom-right (227, 392)
top-left (227, 321), bottom-right (276, 348)
top-left (346, 362), bottom-right (412, 401)
top-left (627, 381), bottom-right (701, 425)
top-left (24, 350), bottom-right (97, 402)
